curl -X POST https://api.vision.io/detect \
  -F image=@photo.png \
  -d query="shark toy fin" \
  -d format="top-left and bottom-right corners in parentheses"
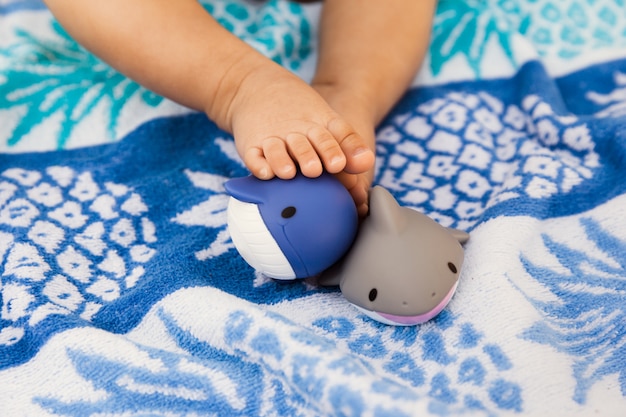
top-left (446, 228), bottom-right (470, 244)
top-left (368, 186), bottom-right (407, 234)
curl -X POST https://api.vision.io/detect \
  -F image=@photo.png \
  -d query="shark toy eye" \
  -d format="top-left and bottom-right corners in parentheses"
top-left (281, 206), bottom-right (296, 218)
top-left (368, 288), bottom-right (378, 302)
top-left (448, 262), bottom-right (458, 274)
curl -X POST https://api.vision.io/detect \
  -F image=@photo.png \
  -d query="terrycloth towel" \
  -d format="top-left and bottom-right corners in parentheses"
top-left (1, 1), bottom-right (626, 416)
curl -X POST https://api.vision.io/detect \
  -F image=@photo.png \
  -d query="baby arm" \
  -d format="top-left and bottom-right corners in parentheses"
top-left (315, 0), bottom-right (437, 128)
top-left (43, 0), bottom-right (373, 181)
top-left (44, 0), bottom-right (250, 121)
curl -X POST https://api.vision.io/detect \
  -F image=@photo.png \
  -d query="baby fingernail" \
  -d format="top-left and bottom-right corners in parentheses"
top-left (330, 156), bottom-right (344, 166)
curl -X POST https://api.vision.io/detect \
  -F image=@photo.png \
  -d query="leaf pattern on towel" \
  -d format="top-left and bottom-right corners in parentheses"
top-left (200, 0), bottom-right (312, 71)
top-left (521, 217), bottom-right (626, 404)
top-left (0, 21), bottom-right (164, 149)
top-left (312, 310), bottom-right (523, 414)
top-left (32, 307), bottom-right (389, 417)
top-left (432, 1), bottom-right (516, 76)
top-left (0, 0), bottom-right (311, 150)
top-left (35, 331), bottom-right (267, 416)
top-left (169, 168), bottom-right (234, 261)
top-left (30, 290), bottom-right (519, 416)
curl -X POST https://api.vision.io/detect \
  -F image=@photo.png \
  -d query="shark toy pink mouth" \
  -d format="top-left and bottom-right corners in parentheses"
top-left (366, 282), bottom-right (459, 326)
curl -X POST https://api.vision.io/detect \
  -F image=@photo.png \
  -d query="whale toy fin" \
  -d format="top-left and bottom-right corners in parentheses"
top-left (224, 176), bottom-right (267, 204)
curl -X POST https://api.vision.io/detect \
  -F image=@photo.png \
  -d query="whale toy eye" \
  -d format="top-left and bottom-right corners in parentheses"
top-left (281, 206), bottom-right (296, 218)
top-left (448, 262), bottom-right (458, 273)
top-left (368, 288), bottom-right (378, 302)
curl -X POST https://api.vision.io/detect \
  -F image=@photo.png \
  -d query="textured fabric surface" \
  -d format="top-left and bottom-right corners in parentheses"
top-left (1, 1), bottom-right (626, 416)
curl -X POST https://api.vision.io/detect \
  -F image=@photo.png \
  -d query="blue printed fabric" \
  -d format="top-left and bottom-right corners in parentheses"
top-left (1, 1), bottom-right (626, 416)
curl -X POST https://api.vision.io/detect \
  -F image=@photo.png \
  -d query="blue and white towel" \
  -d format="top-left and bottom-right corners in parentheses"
top-left (1, 0), bottom-right (626, 415)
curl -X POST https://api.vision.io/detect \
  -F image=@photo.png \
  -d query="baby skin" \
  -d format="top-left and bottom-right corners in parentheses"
top-left (220, 55), bottom-right (377, 216)
top-left (43, 0), bottom-right (437, 216)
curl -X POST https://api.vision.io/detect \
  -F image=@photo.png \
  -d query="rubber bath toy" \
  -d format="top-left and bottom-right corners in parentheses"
top-left (320, 186), bottom-right (469, 326)
top-left (225, 172), bottom-right (358, 280)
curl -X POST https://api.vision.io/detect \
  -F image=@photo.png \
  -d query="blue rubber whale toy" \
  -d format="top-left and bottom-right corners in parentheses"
top-left (225, 172), bottom-right (358, 280)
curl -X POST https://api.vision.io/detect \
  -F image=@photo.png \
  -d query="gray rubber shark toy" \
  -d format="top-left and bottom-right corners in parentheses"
top-left (320, 185), bottom-right (469, 326)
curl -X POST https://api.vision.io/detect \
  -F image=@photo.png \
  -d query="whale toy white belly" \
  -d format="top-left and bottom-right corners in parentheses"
top-left (227, 197), bottom-right (295, 279)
